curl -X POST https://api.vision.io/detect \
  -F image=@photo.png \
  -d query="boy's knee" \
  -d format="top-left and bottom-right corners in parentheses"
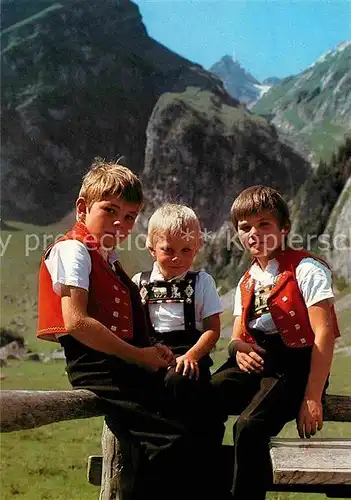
top-left (164, 368), bottom-right (189, 388)
top-left (211, 370), bottom-right (229, 390)
top-left (234, 413), bottom-right (269, 443)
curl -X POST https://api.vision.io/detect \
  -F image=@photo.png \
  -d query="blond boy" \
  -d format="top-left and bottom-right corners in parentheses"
top-left (132, 204), bottom-right (228, 498)
top-left (132, 203), bottom-right (222, 381)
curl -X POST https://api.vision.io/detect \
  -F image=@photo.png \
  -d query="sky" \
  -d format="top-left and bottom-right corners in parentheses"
top-left (134, 0), bottom-right (351, 81)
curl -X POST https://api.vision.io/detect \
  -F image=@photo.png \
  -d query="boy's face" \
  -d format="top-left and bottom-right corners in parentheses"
top-left (150, 231), bottom-right (200, 279)
top-left (77, 195), bottom-right (141, 250)
top-left (237, 210), bottom-right (288, 264)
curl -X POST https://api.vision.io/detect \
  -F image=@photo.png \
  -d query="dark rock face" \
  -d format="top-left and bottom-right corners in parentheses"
top-left (1, 0), bottom-right (227, 224)
top-left (0, 328), bottom-right (24, 348)
top-left (1, 0), bottom-right (310, 237)
top-left (143, 89), bottom-right (309, 232)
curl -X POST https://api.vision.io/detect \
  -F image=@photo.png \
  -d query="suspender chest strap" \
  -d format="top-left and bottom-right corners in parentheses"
top-left (139, 271), bottom-right (198, 331)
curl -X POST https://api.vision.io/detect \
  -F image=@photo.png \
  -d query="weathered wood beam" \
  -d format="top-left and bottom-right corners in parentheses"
top-left (270, 438), bottom-right (351, 485)
top-left (2, 390), bottom-right (350, 499)
top-left (1, 391), bottom-right (350, 434)
top-left (99, 421), bottom-right (141, 500)
top-left (0, 390), bottom-right (105, 432)
top-left (324, 394), bottom-right (351, 422)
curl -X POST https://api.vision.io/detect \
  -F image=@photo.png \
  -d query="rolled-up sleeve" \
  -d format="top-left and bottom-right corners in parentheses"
top-left (296, 258), bottom-right (334, 308)
top-left (198, 272), bottom-right (223, 320)
top-left (45, 240), bottom-right (91, 295)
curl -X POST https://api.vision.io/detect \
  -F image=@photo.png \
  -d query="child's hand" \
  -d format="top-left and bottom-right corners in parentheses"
top-left (234, 340), bottom-right (265, 373)
top-left (297, 397), bottom-right (323, 439)
top-left (175, 354), bottom-right (200, 379)
top-left (139, 346), bottom-right (170, 372)
top-left (154, 343), bottom-right (176, 367)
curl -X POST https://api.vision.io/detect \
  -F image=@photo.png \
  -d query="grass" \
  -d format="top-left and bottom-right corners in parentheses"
top-left (1, 221), bottom-right (350, 499)
top-left (0, 360), bottom-right (104, 500)
top-left (0, 340), bottom-right (350, 500)
top-left (160, 87), bottom-right (268, 132)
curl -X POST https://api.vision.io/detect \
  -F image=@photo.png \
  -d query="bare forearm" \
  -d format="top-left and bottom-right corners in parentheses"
top-left (67, 316), bottom-right (144, 364)
top-left (187, 330), bottom-right (219, 361)
top-left (305, 301), bottom-right (336, 401)
top-left (305, 332), bottom-right (335, 401)
top-left (231, 316), bottom-right (243, 340)
top-left (228, 316), bottom-right (244, 355)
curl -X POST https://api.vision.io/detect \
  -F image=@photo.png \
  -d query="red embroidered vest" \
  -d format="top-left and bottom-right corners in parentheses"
top-left (240, 248), bottom-right (340, 347)
top-left (37, 222), bottom-right (134, 343)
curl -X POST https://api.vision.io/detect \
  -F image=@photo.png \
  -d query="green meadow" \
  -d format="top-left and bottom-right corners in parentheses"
top-left (0, 222), bottom-right (350, 500)
top-left (1, 344), bottom-right (350, 500)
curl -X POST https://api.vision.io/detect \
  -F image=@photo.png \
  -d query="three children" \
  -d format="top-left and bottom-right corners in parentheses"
top-left (37, 164), bottom-right (339, 500)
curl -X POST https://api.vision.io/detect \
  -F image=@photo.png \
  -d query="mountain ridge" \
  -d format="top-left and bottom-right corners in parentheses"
top-left (209, 54), bottom-right (278, 107)
top-left (252, 41), bottom-right (351, 162)
top-left (1, 0), bottom-right (309, 229)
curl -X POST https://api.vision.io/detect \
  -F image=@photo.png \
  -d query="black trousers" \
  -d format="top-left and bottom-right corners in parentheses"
top-left (60, 335), bottom-right (225, 499)
top-left (152, 328), bottom-right (224, 445)
top-left (211, 339), bottom-right (314, 500)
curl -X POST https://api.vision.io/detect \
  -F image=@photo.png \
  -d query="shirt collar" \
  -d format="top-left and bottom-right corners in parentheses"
top-left (150, 262), bottom-right (188, 282)
top-left (99, 247), bottom-right (119, 266)
top-left (249, 258), bottom-right (279, 283)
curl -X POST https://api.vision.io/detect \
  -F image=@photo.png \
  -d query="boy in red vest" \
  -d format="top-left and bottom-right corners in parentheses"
top-left (211, 185), bottom-right (340, 500)
top-left (37, 159), bottom-right (221, 499)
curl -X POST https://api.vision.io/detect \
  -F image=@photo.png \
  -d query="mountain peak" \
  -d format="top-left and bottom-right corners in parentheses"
top-left (336, 40), bottom-right (351, 51)
top-left (209, 55), bottom-right (262, 104)
top-left (309, 40), bottom-right (351, 69)
top-left (211, 55), bottom-right (259, 84)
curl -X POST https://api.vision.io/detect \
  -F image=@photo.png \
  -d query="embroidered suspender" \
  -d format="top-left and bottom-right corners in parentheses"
top-left (139, 271), bottom-right (198, 331)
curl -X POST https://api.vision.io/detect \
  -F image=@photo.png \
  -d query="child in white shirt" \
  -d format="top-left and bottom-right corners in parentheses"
top-left (132, 203), bottom-right (223, 381)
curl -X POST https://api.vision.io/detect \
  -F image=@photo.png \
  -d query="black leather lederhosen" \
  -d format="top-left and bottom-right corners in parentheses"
top-left (56, 261), bottom-right (223, 499)
top-left (139, 270), bottom-right (213, 377)
top-left (212, 296), bottom-right (327, 500)
top-left (248, 328), bottom-right (313, 378)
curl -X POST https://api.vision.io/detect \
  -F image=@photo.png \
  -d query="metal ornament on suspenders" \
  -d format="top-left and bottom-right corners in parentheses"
top-left (138, 271), bottom-right (198, 330)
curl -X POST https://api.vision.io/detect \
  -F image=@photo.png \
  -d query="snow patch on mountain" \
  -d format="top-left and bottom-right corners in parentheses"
top-left (309, 41), bottom-right (351, 69)
top-left (253, 83), bottom-right (272, 100)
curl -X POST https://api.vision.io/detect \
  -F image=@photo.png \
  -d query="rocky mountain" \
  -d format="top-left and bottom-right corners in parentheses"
top-left (1, 0), bottom-right (309, 232)
top-left (262, 77), bottom-right (281, 86)
top-left (288, 137), bottom-right (351, 288)
top-left (142, 88), bottom-right (309, 234)
top-left (252, 41), bottom-right (351, 163)
top-left (209, 55), bottom-right (279, 107)
top-left (323, 176), bottom-right (351, 286)
top-left (4, 0), bottom-right (349, 289)
top-left (290, 137), bottom-right (350, 238)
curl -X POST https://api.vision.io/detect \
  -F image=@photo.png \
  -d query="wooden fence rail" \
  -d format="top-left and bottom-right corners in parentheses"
top-left (1, 390), bottom-right (351, 499)
top-left (0, 389), bottom-right (104, 432)
top-left (1, 390), bottom-right (351, 433)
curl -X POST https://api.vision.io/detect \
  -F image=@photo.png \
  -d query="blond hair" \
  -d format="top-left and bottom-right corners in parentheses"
top-left (78, 157), bottom-right (143, 207)
top-left (231, 185), bottom-right (291, 230)
top-left (147, 203), bottom-right (202, 250)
